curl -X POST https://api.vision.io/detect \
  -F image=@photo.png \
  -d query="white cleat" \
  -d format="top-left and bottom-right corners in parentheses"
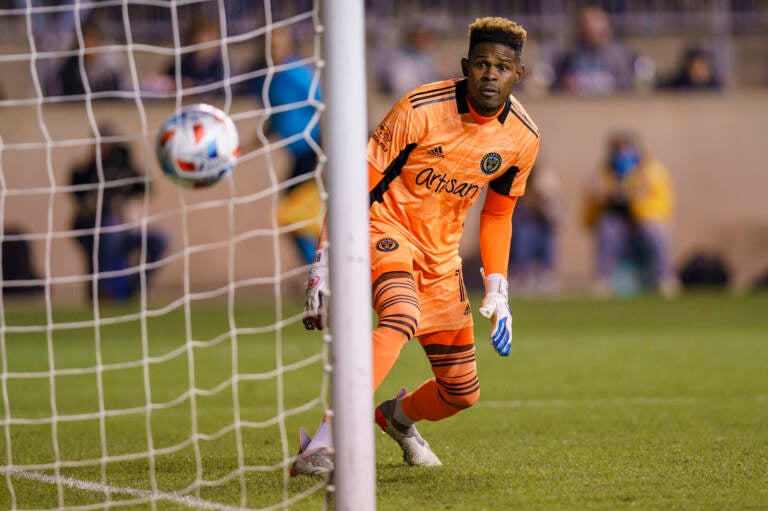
top-left (290, 427), bottom-right (334, 477)
top-left (375, 388), bottom-right (442, 467)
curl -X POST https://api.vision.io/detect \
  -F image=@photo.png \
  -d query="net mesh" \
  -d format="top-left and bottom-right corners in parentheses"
top-left (0, 1), bottom-right (330, 509)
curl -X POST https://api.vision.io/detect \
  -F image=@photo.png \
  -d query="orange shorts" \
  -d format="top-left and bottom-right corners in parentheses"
top-left (370, 223), bottom-right (473, 336)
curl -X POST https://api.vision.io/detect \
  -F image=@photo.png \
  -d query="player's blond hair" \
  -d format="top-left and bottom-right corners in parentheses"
top-left (467, 17), bottom-right (527, 56)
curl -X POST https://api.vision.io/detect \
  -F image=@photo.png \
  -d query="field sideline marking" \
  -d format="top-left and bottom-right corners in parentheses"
top-left (3, 469), bottom-right (247, 511)
top-left (479, 394), bottom-right (768, 408)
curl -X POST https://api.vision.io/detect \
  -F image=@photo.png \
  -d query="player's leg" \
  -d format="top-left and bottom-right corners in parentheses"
top-left (401, 326), bottom-right (479, 421)
top-left (375, 262), bottom-right (474, 466)
top-left (595, 213), bottom-right (631, 295)
top-left (637, 220), bottom-right (679, 297)
top-left (371, 269), bottom-right (420, 389)
top-left (367, 231), bottom-right (421, 389)
top-left (402, 261), bottom-right (478, 420)
top-left (292, 232), bottom-right (419, 475)
top-left (375, 325), bottom-right (477, 467)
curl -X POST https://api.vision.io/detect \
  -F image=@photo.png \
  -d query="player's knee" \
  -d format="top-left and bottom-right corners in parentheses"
top-left (373, 272), bottom-right (420, 341)
top-left (437, 377), bottom-right (480, 410)
top-left (377, 307), bottom-right (419, 341)
top-left (452, 387), bottom-right (480, 410)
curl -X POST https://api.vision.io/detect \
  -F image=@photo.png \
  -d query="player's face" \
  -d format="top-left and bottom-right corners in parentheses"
top-left (461, 42), bottom-right (525, 116)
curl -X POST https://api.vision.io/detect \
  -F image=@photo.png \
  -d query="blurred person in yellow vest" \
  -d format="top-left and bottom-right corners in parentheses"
top-left (583, 130), bottom-right (678, 297)
top-left (276, 178), bottom-right (324, 246)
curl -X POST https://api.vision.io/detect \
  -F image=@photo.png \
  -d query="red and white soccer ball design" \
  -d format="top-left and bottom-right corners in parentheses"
top-left (156, 104), bottom-right (240, 188)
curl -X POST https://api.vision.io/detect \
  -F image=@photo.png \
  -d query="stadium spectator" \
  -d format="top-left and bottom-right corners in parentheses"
top-left (241, 26), bottom-right (323, 265)
top-left (1, 225), bottom-right (43, 297)
top-left (14, 0), bottom-right (93, 52)
top-left (550, 6), bottom-right (641, 95)
top-left (142, 18), bottom-right (226, 95)
top-left (69, 124), bottom-right (168, 301)
top-left (582, 130), bottom-right (678, 297)
top-left (372, 20), bottom-right (442, 99)
top-left (292, 17), bottom-right (539, 476)
top-left (658, 46), bottom-right (723, 91)
top-left (47, 22), bottom-right (130, 97)
top-left (509, 161), bottom-right (562, 296)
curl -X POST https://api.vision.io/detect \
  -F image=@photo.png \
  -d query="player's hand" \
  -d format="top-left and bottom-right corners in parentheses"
top-left (302, 248), bottom-right (329, 331)
top-left (478, 270), bottom-right (512, 357)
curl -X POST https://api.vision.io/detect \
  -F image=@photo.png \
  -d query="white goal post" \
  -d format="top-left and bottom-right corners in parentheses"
top-left (0, 0), bottom-right (374, 509)
top-left (323, 0), bottom-right (375, 509)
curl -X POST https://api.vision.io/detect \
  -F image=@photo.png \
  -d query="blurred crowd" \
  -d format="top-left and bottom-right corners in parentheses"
top-left (0, 4), bottom-right (739, 102)
top-left (2, 2), bottom-right (764, 301)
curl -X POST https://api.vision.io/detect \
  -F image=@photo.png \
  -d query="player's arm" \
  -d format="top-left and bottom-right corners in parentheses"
top-left (477, 134), bottom-right (540, 356)
top-left (479, 190), bottom-right (518, 276)
top-left (477, 190), bottom-right (517, 356)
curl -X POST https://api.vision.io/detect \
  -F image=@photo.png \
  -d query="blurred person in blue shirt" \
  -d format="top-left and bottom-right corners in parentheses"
top-left (242, 26), bottom-right (323, 265)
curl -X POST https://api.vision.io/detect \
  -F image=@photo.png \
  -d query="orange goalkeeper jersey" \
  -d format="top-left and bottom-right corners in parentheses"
top-left (368, 78), bottom-right (540, 272)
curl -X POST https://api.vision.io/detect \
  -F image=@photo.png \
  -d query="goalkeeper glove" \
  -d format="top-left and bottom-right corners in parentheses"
top-left (478, 270), bottom-right (512, 357)
top-left (302, 248), bottom-right (329, 331)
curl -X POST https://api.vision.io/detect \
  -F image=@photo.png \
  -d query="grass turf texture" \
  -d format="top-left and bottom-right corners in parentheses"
top-left (1, 292), bottom-right (766, 510)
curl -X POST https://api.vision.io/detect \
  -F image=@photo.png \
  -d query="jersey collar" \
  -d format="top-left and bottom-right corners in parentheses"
top-left (455, 79), bottom-right (512, 125)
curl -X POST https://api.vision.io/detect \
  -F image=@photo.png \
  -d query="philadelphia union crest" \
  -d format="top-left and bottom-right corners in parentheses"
top-left (376, 238), bottom-right (399, 252)
top-left (480, 152), bottom-right (503, 175)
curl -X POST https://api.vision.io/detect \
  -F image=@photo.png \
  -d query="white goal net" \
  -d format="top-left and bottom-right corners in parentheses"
top-left (0, 1), bottom-right (370, 509)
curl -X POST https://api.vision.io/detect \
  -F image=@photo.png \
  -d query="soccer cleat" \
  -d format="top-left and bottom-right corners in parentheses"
top-left (290, 427), bottom-right (334, 477)
top-left (375, 388), bottom-right (442, 467)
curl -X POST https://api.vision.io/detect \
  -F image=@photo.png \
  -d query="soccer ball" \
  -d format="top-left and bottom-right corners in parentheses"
top-left (156, 104), bottom-right (240, 188)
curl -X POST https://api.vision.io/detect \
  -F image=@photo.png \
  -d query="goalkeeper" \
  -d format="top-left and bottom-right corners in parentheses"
top-left (293, 16), bottom-right (540, 476)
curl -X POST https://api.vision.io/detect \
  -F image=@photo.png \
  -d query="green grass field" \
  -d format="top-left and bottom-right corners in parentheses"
top-left (1, 292), bottom-right (767, 510)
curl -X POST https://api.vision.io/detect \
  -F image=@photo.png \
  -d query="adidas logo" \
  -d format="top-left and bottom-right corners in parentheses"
top-left (428, 146), bottom-right (445, 158)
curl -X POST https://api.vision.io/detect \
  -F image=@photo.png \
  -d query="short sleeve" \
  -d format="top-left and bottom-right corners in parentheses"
top-left (490, 135), bottom-right (540, 197)
top-left (367, 96), bottom-right (426, 173)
